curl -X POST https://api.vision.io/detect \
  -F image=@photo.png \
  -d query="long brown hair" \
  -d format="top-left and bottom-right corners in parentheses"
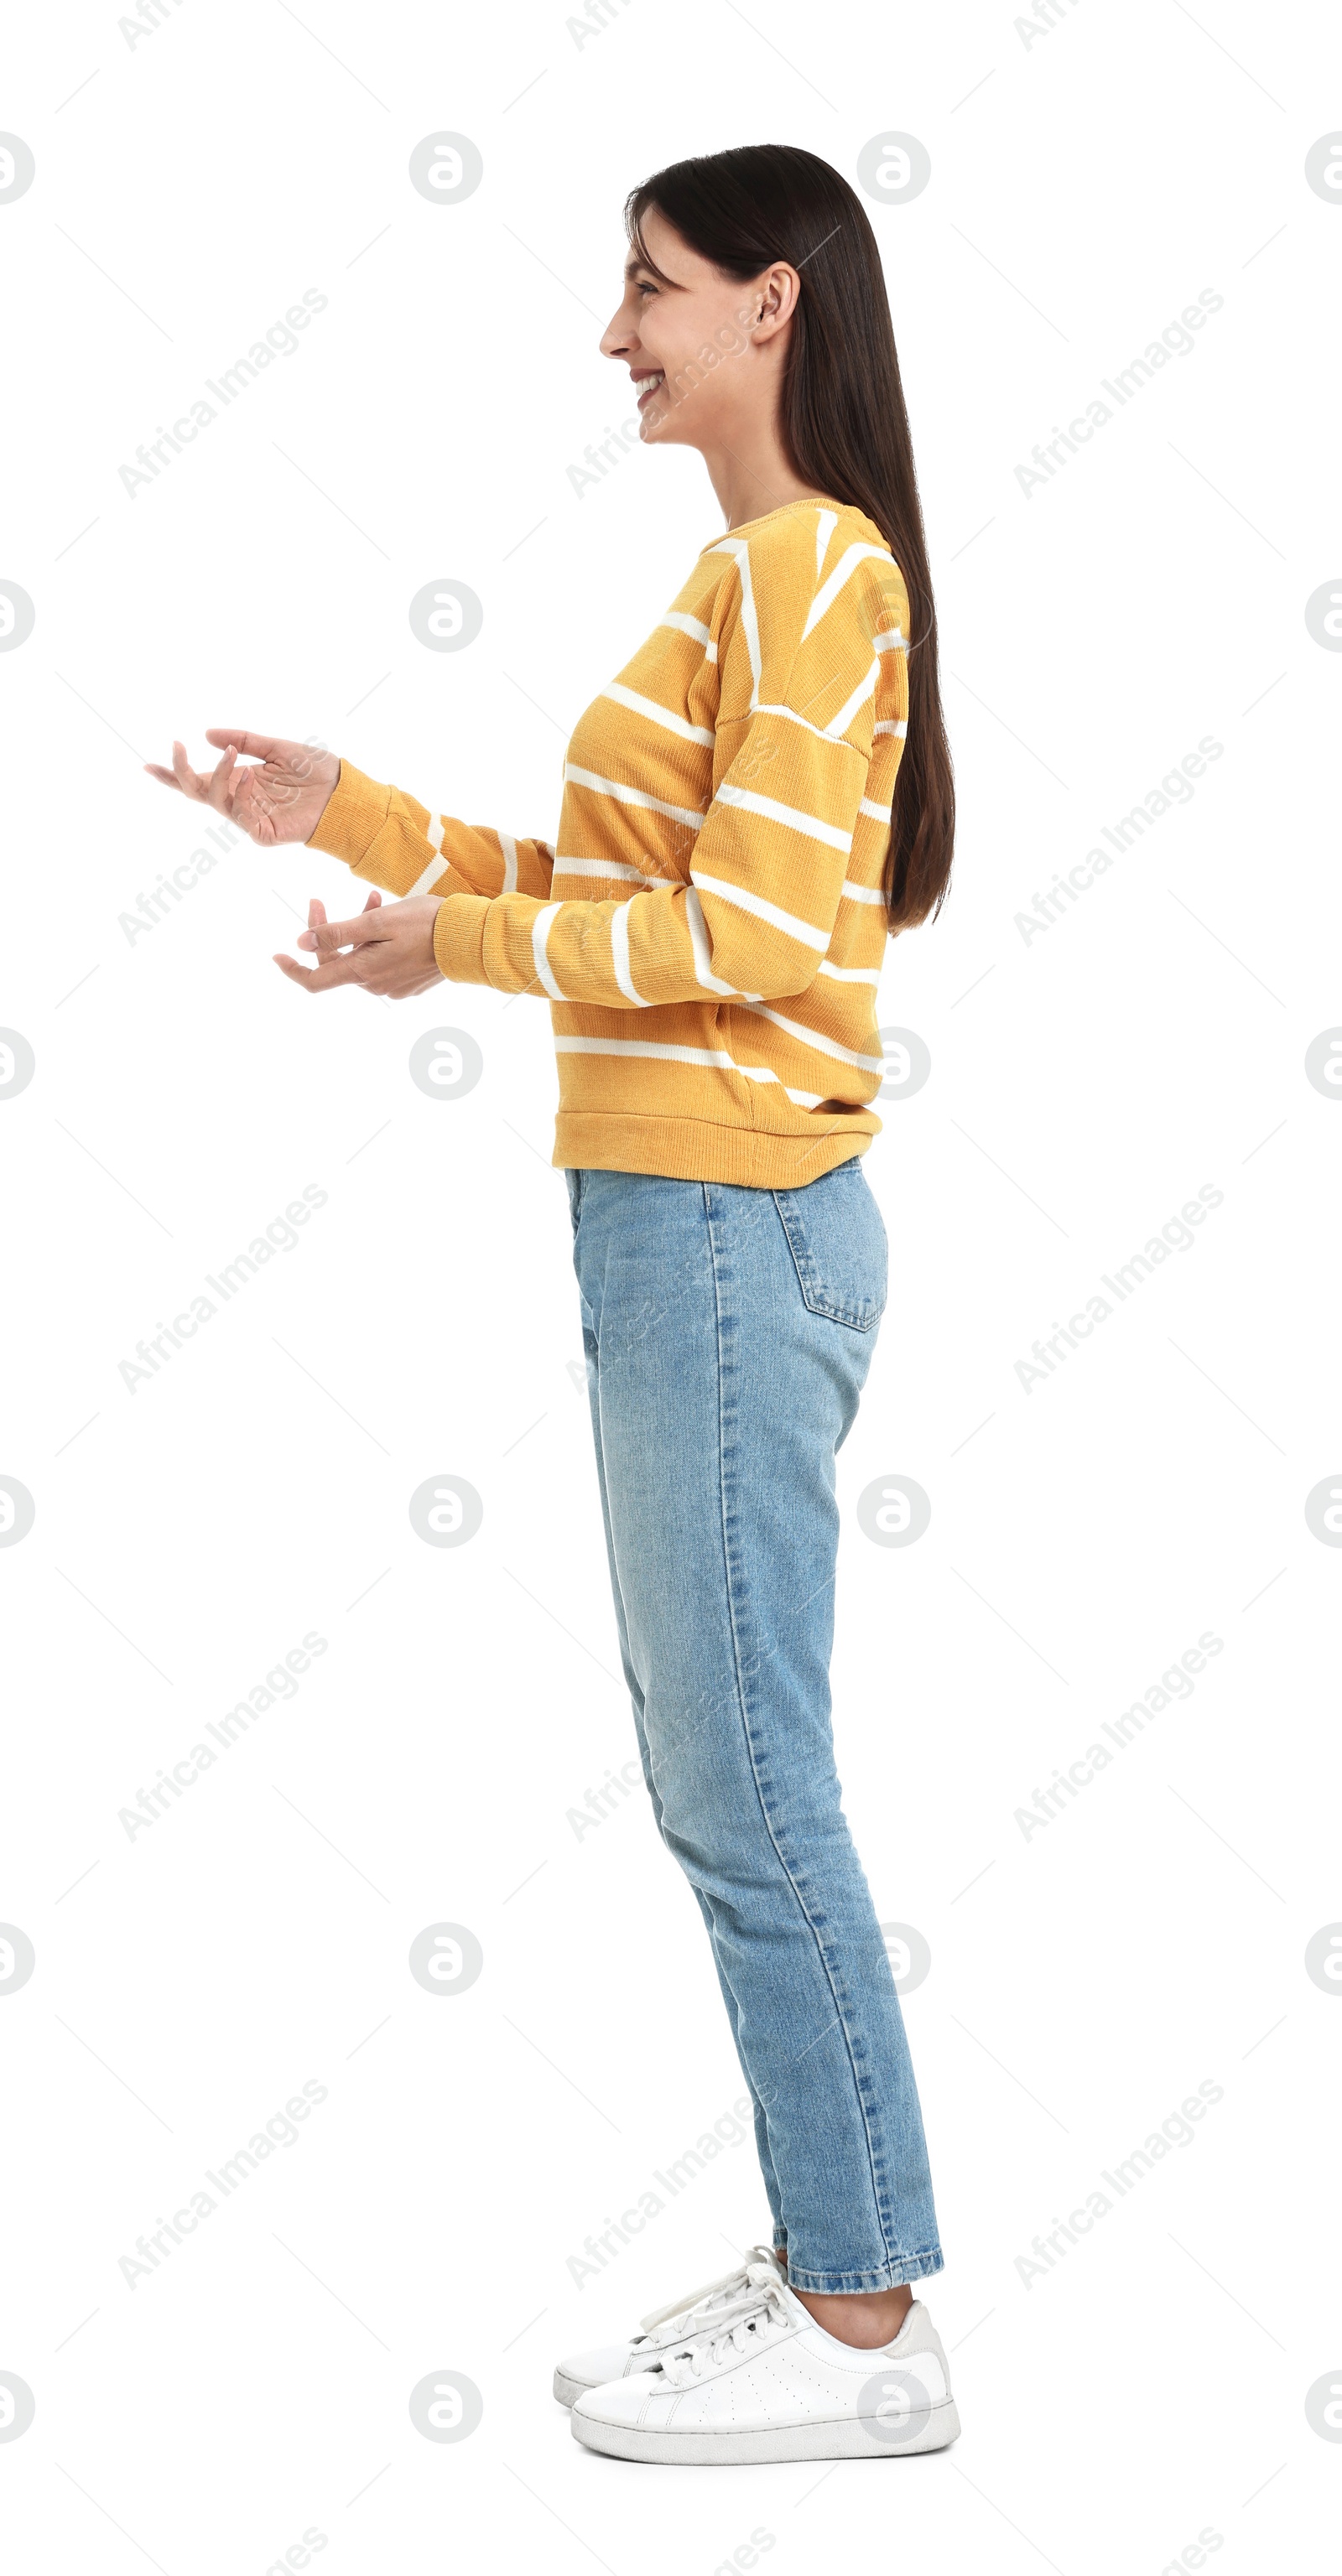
top-left (626, 144), bottom-right (954, 931)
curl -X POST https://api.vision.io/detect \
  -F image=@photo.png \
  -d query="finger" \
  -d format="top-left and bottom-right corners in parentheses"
top-left (311, 909), bottom-right (389, 959)
top-left (297, 888), bottom-right (380, 950)
top-left (205, 743), bottom-right (240, 817)
top-left (143, 763), bottom-right (184, 792)
top-left (273, 949), bottom-right (367, 992)
top-left (296, 896), bottom-right (328, 953)
top-left (205, 727), bottom-right (283, 761)
top-left (170, 740), bottom-right (209, 801)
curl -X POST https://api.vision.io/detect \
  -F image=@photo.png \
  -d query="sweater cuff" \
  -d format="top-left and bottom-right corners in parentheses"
top-left (306, 760), bottom-right (393, 869)
top-left (433, 891), bottom-right (491, 984)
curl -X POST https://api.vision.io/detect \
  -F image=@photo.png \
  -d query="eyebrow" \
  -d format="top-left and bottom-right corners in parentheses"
top-left (624, 250), bottom-right (683, 288)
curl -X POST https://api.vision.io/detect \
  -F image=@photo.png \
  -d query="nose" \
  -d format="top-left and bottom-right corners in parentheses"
top-left (600, 296), bottom-right (637, 362)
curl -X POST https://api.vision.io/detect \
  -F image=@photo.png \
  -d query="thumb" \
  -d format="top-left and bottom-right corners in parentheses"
top-left (299, 889), bottom-right (380, 951)
top-left (311, 906), bottom-right (389, 958)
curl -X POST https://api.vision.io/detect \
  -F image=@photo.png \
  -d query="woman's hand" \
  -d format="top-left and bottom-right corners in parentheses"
top-left (275, 894), bottom-right (445, 999)
top-left (144, 730), bottom-right (340, 845)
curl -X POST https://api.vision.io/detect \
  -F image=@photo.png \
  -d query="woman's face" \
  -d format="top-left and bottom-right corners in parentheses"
top-left (601, 205), bottom-right (793, 450)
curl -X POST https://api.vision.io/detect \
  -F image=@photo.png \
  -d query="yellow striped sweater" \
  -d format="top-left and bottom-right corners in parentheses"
top-left (311, 495), bottom-right (909, 1187)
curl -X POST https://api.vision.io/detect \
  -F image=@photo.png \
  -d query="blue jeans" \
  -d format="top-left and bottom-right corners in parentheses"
top-left (566, 1158), bottom-right (943, 2295)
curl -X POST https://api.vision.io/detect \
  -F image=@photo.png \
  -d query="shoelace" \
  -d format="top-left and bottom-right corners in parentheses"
top-left (636, 2246), bottom-right (781, 2345)
top-left (655, 2277), bottom-right (791, 2385)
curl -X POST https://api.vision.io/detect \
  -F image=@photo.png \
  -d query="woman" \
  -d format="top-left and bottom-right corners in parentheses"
top-left (148, 143), bottom-right (958, 2467)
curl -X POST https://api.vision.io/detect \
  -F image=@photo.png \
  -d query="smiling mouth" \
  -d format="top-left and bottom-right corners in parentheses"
top-left (632, 371), bottom-right (666, 408)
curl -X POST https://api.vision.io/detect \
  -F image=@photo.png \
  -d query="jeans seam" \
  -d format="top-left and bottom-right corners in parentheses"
top-left (702, 1182), bottom-right (897, 2281)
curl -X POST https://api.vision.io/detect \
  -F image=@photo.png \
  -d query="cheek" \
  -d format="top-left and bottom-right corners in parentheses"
top-left (644, 298), bottom-right (705, 363)
top-left (637, 303), bottom-right (674, 361)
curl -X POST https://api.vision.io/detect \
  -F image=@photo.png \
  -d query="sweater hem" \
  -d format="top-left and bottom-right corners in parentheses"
top-left (553, 1111), bottom-right (876, 1189)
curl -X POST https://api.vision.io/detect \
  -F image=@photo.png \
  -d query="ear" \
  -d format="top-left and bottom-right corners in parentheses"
top-left (750, 262), bottom-right (803, 345)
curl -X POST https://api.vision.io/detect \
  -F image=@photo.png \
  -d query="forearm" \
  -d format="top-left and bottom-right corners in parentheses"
top-left (431, 865), bottom-right (851, 1010)
top-left (307, 759), bottom-right (554, 901)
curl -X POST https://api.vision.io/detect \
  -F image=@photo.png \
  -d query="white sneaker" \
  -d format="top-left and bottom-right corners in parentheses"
top-left (570, 2260), bottom-right (960, 2464)
top-left (553, 2245), bottom-right (785, 2407)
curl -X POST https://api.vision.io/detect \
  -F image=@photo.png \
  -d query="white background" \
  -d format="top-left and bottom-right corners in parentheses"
top-left (2, 3), bottom-right (1339, 2570)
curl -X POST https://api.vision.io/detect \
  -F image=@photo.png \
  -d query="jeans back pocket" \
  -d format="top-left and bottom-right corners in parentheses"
top-left (772, 1158), bottom-right (888, 1332)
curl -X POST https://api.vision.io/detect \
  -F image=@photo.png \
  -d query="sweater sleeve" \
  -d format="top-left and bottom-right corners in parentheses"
top-left (431, 524), bottom-right (904, 1008)
top-left (305, 759), bottom-right (554, 901)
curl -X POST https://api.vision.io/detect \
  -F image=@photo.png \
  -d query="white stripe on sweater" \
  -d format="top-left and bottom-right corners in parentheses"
top-left (498, 829), bottom-right (518, 893)
top-left (552, 1035), bottom-right (825, 1109)
top-left (705, 534), bottom-right (762, 709)
top-left (801, 543), bottom-right (892, 641)
top-left (743, 1065), bottom-right (824, 1108)
top-left (684, 886), bottom-right (738, 997)
top-left (815, 507), bottom-right (838, 579)
top-left (841, 877), bottom-right (887, 906)
top-left (818, 958), bottom-right (882, 984)
top-left (754, 700), bottom-right (868, 747)
top-left (691, 870), bottom-right (831, 951)
top-left (731, 1062), bottom-right (824, 1107)
top-left (714, 779), bottom-right (852, 852)
top-left (609, 902), bottom-right (648, 1007)
top-left (552, 854), bottom-right (665, 887)
top-left (824, 657), bottom-right (881, 740)
top-left (530, 901), bottom-right (565, 1000)
top-left (739, 1000), bottom-right (885, 1073)
top-left (660, 610), bottom-right (710, 645)
top-left (600, 680), bottom-right (713, 745)
top-left (564, 763), bottom-right (705, 831)
top-left (407, 812), bottom-right (448, 896)
top-left (408, 854), bottom-right (448, 896)
top-left (554, 1036), bottom-right (736, 1070)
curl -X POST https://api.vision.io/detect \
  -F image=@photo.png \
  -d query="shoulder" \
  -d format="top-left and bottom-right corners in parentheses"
top-left (705, 501), bottom-right (908, 691)
top-left (720, 500), bottom-right (848, 583)
top-left (819, 505), bottom-right (908, 635)
top-left (695, 496), bottom-right (809, 597)
top-left (720, 501), bottom-right (905, 629)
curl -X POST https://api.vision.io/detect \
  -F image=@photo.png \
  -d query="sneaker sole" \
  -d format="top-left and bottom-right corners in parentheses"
top-left (570, 2395), bottom-right (961, 2465)
top-left (553, 2366), bottom-right (592, 2407)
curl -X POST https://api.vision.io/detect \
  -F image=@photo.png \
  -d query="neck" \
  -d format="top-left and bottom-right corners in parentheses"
top-left (701, 431), bottom-right (832, 533)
